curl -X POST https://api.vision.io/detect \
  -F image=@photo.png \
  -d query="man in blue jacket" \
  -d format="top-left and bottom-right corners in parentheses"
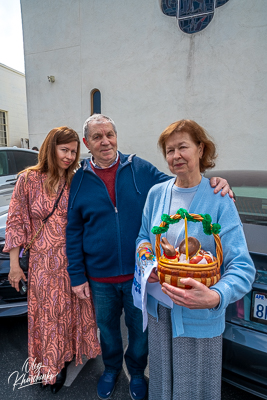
top-left (66, 114), bottom-right (232, 400)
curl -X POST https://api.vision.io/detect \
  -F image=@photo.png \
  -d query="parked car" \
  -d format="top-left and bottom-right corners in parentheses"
top-left (0, 183), bottom-right (28, 317)
top-left (0, 148), bottom-right (38, 317)
top-left (0, 147), bottom-right (38, 187)
top-left (205, 170), bottom-right (267, 399)
top-left (0, 149), bottom-right (89, 318)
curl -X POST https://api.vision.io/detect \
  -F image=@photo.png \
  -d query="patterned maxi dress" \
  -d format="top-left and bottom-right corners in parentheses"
top-left (4, 171), bottom-right (101, 384)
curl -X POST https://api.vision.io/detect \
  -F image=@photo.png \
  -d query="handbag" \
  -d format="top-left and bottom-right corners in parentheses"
top-left (19, 182), bottom-right (66, 272)
top-left (19, 247), bottom-right (30, 272)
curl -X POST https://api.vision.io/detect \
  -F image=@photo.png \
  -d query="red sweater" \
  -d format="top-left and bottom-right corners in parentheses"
top-left (90, 159), bottom-right (134, 283)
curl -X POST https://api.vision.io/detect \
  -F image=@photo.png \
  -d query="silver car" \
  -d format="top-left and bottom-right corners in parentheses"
top-left (0, 147), bottom-right (38, 187)
top-left (0, 148), bottom-right (38, 317)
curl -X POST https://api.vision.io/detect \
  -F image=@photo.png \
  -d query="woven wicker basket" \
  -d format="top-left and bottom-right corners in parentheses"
top-left (155, 212), bottom-right (223, 288)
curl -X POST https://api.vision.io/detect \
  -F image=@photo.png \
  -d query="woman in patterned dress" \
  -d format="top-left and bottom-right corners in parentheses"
top-left (5, 127), bottom-right (101, 394)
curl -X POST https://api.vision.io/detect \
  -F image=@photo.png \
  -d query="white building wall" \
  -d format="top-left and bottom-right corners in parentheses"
top-left (21, 0), bottom-right (267, 172)
top-left (0, 63), bottom-right (29, 147)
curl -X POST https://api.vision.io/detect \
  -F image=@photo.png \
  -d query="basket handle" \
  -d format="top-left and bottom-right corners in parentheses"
top-left (155, 213), bottom-right (223, 267)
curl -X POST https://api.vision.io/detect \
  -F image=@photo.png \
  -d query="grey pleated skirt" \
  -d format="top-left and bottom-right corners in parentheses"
top-left (148, 304), bottom-right (222, 400)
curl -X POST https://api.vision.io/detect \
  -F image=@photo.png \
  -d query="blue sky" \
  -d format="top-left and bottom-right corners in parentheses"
top-left (0, 0), bottom-right (24, 73)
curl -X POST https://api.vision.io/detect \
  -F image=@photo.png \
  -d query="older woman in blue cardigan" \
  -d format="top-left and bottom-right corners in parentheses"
top-left (132, 120), bottom-right (255, 400)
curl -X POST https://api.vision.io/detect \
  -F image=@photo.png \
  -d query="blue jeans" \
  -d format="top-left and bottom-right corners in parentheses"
top-left (89, 278), bottom-right (148, 377)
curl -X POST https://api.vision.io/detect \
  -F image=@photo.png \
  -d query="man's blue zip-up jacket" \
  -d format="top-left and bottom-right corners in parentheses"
top-left (66, 152), bottom-right (170, 286)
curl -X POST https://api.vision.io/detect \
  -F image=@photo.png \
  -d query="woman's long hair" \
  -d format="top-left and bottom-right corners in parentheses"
top-left (20, 126), bottom-right (80, 194)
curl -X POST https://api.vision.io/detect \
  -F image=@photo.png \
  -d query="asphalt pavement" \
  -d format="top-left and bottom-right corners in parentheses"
top-left (0, 315), bottom-right (261, 400)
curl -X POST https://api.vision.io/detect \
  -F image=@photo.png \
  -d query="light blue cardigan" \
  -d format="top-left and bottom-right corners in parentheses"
top-left (133, 177), bottom-right (255, 338)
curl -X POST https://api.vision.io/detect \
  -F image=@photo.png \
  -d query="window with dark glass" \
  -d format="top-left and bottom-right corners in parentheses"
top-left (91, 89), bottom-right (101, 115)
top-left (13, 150), bottom-right (38, 172)
top-left (161, 0), bottom-right (230, 34)
top-left (161, 0), bottom-right (177, 16)
top-left (0, 111), bottom-right (7, 146)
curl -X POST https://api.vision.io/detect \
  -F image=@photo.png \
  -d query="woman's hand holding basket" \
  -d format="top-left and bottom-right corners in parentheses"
top-left (162, 278), bottom-right (220, 309)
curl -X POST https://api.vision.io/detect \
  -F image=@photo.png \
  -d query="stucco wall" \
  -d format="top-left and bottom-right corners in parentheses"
top-left (0, 63), bottom-right (28, 147)
top-left (21, 0), bottom-right (267, 172)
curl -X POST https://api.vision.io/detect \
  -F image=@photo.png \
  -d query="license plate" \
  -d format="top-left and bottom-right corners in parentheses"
top-left (251, 292), bottom-right (267, 325)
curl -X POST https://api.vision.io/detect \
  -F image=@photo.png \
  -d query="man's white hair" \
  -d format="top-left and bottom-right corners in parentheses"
top-left (83, 114), bottom-right (117, 141)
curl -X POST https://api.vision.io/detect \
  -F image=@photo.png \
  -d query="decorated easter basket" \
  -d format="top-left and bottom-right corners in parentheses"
top-left (152, 208), bottom-right (223, 288)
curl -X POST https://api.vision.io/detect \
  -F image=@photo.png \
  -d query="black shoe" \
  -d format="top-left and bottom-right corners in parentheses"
top-left (40, 382), bottom-right (48, 390)
top-left (50, 367), bottom-right (67, 394)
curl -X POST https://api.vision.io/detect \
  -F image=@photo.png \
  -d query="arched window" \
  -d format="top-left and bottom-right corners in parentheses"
top-left (91, 89), bottom-right (101, 115)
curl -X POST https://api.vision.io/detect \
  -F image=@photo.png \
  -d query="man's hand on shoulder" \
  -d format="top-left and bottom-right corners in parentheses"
top-left (210, 177), bottom-right (234, 199)
top-left (72, 282), bottom-right (90, 299)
